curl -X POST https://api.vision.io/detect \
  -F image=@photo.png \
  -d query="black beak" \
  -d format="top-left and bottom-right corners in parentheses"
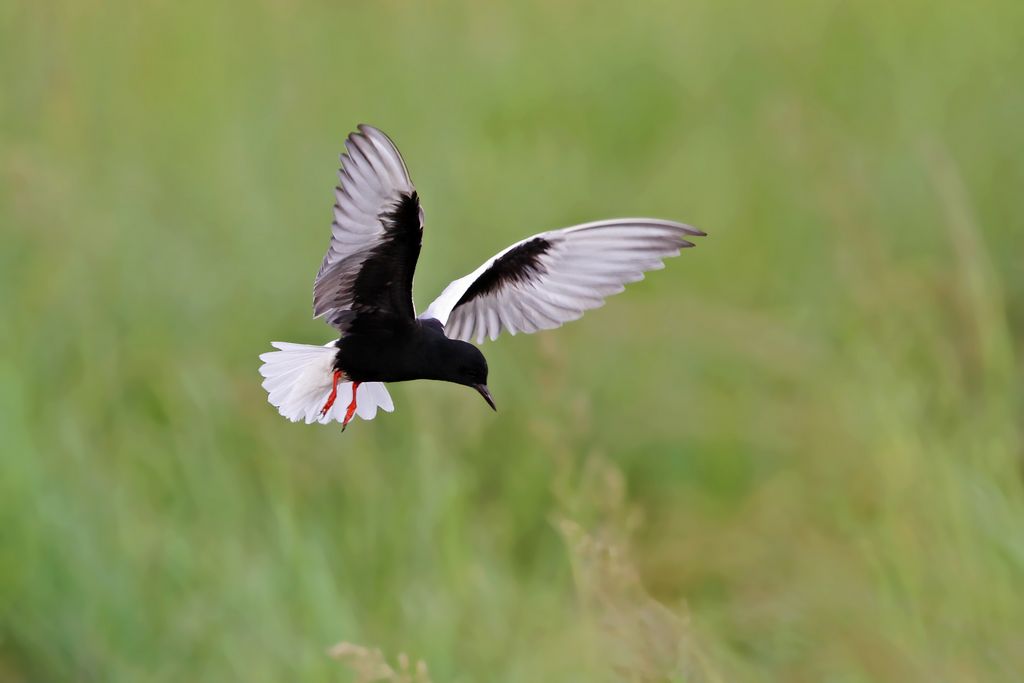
top-left (474, 384), bottom-right (497, 412)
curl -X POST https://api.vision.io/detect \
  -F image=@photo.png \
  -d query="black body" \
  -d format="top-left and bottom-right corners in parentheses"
top-left (334, 317), bottom-right (488, 388)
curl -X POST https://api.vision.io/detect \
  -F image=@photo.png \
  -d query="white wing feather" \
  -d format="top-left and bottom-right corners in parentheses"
top-left (313, 125), bottom-right (419, 328)
top-left (420, 219), bottom-right (703, 343)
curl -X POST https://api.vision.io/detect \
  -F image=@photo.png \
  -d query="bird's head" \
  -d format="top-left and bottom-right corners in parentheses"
top-left (449, 341), bottom-right (496, 411)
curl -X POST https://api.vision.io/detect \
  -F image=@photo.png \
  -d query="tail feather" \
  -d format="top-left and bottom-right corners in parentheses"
top-left (258, 341), bottom-right (394, 426)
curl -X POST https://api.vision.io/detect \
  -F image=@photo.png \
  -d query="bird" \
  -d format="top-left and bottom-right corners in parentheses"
top-left (259, 124), bottom-right (705, 431)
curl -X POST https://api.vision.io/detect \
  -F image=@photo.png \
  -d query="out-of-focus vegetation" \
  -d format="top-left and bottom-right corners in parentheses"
top-left (2, 1), bottom-right (1023, 680)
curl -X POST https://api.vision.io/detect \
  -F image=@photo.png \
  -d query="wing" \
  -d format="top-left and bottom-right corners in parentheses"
top-left (313, 125), bottom-right (424, 333)
top-left (419, 219), bottom-right (704, 343)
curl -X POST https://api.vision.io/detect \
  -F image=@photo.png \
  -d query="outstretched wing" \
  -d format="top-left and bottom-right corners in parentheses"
top-left (313, 125), bottom-right (423, 333)
top-left (420, 219), bottom-right (704, 343)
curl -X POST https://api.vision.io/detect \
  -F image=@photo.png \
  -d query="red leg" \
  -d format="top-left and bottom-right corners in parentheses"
top-left (341, 381), bottom-right (361, 432)
top-left (320, 370), bottom-right (343, 417)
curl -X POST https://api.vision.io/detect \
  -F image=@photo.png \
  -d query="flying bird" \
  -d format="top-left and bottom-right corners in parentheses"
top-left (260, 125), bottom-right (704, 431)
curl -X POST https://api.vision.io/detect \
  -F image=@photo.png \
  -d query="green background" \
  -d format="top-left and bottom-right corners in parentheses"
top-left (3, 1), bottom-right (1023, 681)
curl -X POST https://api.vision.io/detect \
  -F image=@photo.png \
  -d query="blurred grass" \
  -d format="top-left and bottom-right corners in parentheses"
top-left (2, 0), bottom-right (1024, 680)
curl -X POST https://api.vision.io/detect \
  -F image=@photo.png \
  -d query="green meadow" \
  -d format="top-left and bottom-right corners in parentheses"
top-left (2, 1), bottom-right (1023, 680)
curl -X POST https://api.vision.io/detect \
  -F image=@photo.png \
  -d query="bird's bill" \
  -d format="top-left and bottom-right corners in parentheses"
top-left (474, 384), bottom-right (497, 411)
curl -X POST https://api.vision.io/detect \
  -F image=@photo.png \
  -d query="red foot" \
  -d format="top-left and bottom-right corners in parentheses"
top-left (320, 370), bottom-right (343, 417)
top-left (341, 382), bottom-right (360, 432)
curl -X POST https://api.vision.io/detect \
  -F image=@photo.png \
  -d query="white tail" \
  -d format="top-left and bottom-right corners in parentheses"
top-left (258, 341), bottom-right (394, 426)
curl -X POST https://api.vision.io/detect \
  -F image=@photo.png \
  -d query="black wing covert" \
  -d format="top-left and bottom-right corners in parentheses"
top-left (453, 237), bottom-right (553, 308)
